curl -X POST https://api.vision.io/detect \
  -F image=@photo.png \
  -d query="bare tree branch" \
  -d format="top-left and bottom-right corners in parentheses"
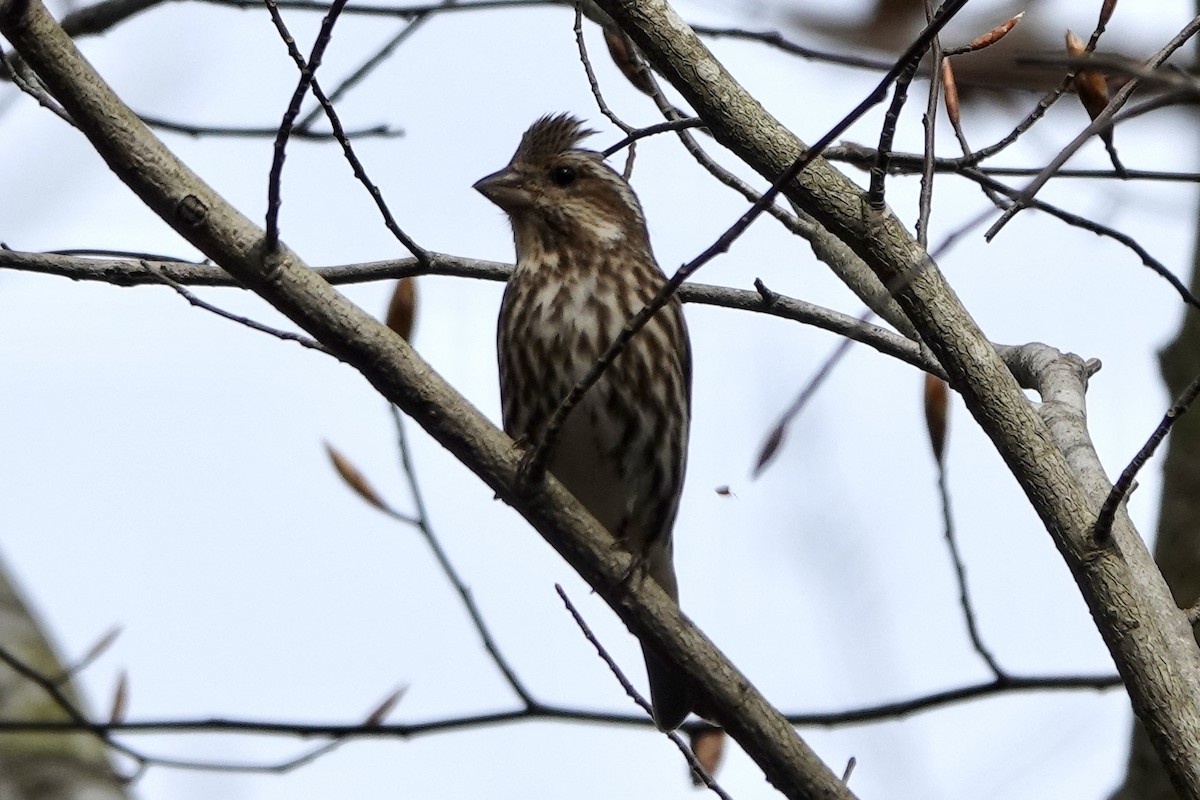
top-left (0, 249), bottom-right (940, 373)
top-left (0, 669), bottom-right (1124, 736)
top-left (986, 13), bottom-right (1200, 238)
top-left (555, 585), bottom-right (731, 797)
top-left (589, 0), bottom-right (1200, 795)
top-left (0, 4), bottom-right (858, 797)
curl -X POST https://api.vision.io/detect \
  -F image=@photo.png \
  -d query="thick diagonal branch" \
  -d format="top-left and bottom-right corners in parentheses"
top-left (589, 0), bottom-right (1200, 795)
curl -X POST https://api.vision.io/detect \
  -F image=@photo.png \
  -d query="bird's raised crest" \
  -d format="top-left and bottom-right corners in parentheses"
top-left (515, 113), bottom-right (597, 162)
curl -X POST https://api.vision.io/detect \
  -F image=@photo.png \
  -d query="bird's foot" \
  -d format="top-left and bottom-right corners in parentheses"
top-left (616, 545), bottom-right (650, 588)
top-left (507, 434), bottom-right (550, 499)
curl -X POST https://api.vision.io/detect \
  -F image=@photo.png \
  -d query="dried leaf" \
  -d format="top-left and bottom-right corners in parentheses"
top-left (604, 29), bottom-right (654, 95)
top-left (385, 277), bottom-right (417, 341)
top-left (1099, 0), bottom-right (1117, 27)
top-left (363, 686), bottom-right (407, 726)
top-left (964, 12), bottom-right (1023, 51)
top-left (940, 59), bottom-right (960, 126)
top-left (923, 373), bottom-right (949, 465)
top-left (753, 423), bottom-right (786, 477)
top-left (1066, 30), bottom-right (1111, 122)
top-left (109, 670), bottom-right (128, 724)
top-left (325, 443), bottom-right (389, 512)
top-left (68, 625), bottom-right (122, 678)
top-left (688, 726), bottom-right (726, 785)
top-left (1064, 29), bottom-right (1086, 57)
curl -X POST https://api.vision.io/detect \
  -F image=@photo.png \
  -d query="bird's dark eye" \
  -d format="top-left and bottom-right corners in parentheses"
top-left (550, 165), bottom-right (577, 187)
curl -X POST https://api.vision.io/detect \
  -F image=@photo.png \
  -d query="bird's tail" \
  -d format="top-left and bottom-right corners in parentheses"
top-left (643, 644), bottom-right (694, 731)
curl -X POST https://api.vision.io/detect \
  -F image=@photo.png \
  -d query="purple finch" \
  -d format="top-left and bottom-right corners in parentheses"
top-left (476, 114), bottom-right (694, 731)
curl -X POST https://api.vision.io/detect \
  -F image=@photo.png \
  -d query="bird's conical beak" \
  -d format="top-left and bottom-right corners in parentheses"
top-left (473, 168), bottom-right (534, 211)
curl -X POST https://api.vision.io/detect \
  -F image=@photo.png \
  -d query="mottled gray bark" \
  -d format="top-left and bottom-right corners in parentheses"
top-left (1109, 151), bottom-right (1200, 800)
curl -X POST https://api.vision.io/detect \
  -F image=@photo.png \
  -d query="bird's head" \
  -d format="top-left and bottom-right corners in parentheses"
top-left (474, 114), bottom-right (650, 254)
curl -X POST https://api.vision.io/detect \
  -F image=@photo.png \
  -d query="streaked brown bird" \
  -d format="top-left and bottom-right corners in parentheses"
top-left (475, 114), bottom-right (694, 731)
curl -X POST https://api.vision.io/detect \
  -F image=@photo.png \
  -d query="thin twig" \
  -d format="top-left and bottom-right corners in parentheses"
top-left (690, 25), bottom-right (893, 71)
top-left (963, 73), bottom-right (1074, 165)
top-left (957, 0), bottom-right (1125, 167)
top-left (788, 672), bottom-right (1121, 726)
top-left (1093, 368), bottom-right (1200, 542)
top-left (936, 467), bottom-right (1003, 675)
top-left (186, 0), bottom-right (931, 86)
top-left (867, 58), bottom-right (919, 211)
top-left (203, 0), bottom-right (560, 16)
top-left (574, 4), bottom-right (633, 133)
top-left (958, 166), bottom-right (1200, 312)
top-left (602, 117), bottom-right (706, 155)
top-left (47, 247), bottom-right (208, 262)
top-left (0, 670), bottom-right (1123, 738)
top-left (263, 0), bottom-right (350, 249)
top-left (986, 13), bottom-right (1200, 238)
top-left (637, 69), bottom-right (815, 240)
top-left (307, 80), bottom-right (429, 261)
top-left (1, 45), bottom-right (78, 126)
top-left (828, 145), bottom-right (1200, 311)
top-left (555, 585), bottom-right (738, 800)
top-left (524, 0), bottom-right (971, 483)
top-left (0, 250), bottom-right (942, 372)
top-left (389, 406), bottom-right (537, 703)
top-left (146, 263), bottom-right (330, 352)
top-left (826, 144), bottom-right (1200, 183)
top-left (295, 20), bottom-right (425, 131)
top-left (139, 113), bottom-right (398, 139)
top-left (1019, 53), bottom-right (1200, 98)
top-left (913, 4), bottom-right (940, 248)
top-left (264, 0), bottom-right (429, 262)
top-left (668, 114), bottom-right (812, 239)
top-left (0, 642), bottom-right (152, 770)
